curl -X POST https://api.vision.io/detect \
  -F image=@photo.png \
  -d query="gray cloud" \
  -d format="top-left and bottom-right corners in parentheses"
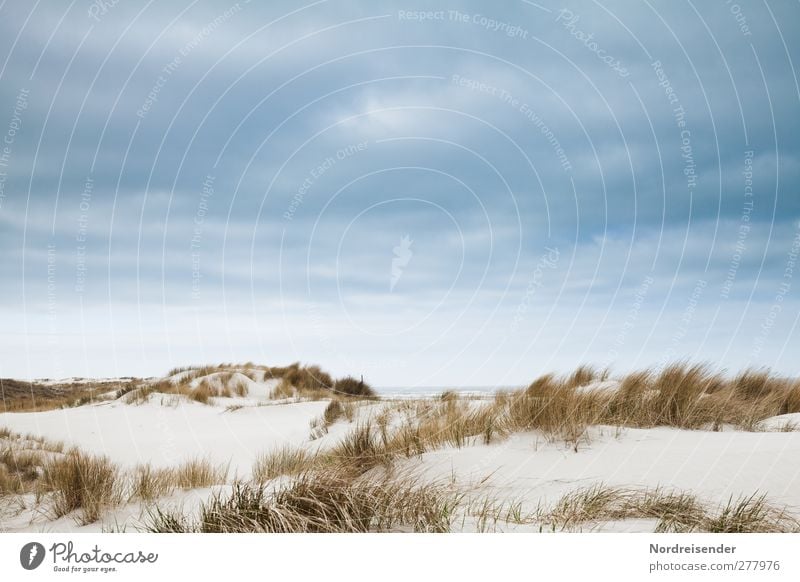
top-left (0, 0), bottom-right (798, 383)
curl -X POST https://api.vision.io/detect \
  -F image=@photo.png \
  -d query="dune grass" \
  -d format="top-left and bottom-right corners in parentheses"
top-left (268, 363), bottom-right (800, 486)
top-left (252, 446), bottom-right (314, 483)
top-left (536, 484), bottom-right (800, 533)
top-left (4, 361), bottom-right (376, 409)
top-left (269, 379), bottom-right (296, 400)
top-left (124, 376), bottom-right (242, 406)
top-left (129, 464), bottom-right (176, 501)
top-left (144, 471), bottom-right (800, 533)
top-left (702, 493), bottom-right (800, 533)
top-left (1, 431), bottom-right (66, 496)
top-left (369, 363), bottom-right (800, 455)
top-left (333, 376), bottom-right (376, 398)
top-left (264, 364), bottom-right (376, 401)
top-left (4, 362), bottom-right (800, 531)
top-left (309, 398), bottom-right (360, 439)
top-left (173, 458), bottom-right (228, 489)
top-left (42, 450), bottom-right (121, 525)
top-left (147, 470), bottom-right (461, 533)
top-left (0, 448), bottom-right (44, 495)
top-left (2, 422), bottom-right (232, 524)
top-left (322, 399), bottom-right (346, 425)
top-left (1, 377), bottom-right (138, 412)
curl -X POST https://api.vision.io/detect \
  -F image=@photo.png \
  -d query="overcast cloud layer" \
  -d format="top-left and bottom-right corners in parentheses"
top-left (0, 1), bottom-right (798, 386)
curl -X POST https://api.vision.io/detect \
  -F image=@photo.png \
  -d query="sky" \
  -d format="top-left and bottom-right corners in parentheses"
top-left (0, 0), bottom-right (798, 386)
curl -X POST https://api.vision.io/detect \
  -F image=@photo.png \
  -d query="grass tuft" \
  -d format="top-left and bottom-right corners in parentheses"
top-left (42, 450), bottom-right (120, 524)
top-left (537, 484), bottom-right (800, 533)
top-left (252, 446), bottom-right (314, 483)
top-left (173, 458), bottom-right (227, 489)
top-left (333, 376), bottom-right (376, 398)
top-left (147, 472), bottom-right (459, 533)
top-left (129, 464), bottom-right (176, 501)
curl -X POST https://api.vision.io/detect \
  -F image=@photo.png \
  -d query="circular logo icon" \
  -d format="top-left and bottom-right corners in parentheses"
top-left (20, 542), bottom-right (46, 570)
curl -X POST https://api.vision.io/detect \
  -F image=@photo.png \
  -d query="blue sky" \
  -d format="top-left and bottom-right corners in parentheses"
top-left (0, 1), bottom-right (798, 386)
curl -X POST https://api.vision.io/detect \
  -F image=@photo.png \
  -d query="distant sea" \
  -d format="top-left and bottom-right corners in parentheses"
top-left (375, 385), bottom-right (522, 399)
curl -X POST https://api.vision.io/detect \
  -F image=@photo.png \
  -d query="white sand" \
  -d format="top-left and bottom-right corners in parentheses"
top-left (407, 425), bottom-right (800, 509)
top-left (759, 412), bottom-right (800, 432)
top-left (1, 399), bottom-right (323, 473)
top-left (574, 380), bottom-right (621, 394)
top-left (2, 380), bottom-right (799, 533)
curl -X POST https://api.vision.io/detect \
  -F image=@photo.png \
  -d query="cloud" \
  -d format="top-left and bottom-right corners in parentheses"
top-left (1, 0), bottom-right (798, 382)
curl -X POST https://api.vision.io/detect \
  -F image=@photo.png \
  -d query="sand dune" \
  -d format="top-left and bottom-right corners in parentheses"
top-left (2, 364), bottom-right (799, 533)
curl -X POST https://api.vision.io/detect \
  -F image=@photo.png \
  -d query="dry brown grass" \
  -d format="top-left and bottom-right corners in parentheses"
top-left (146, 470), bottom-right (461, 533)
top-left (309, 400), bottom-right (344, 439)
top-left (42, 450), bottom-right (121, 524)
top-left (1, 430), bottom-right (66, 496)
top-left (333, 376), bottom-right (376, 398)
top-left (143, 467), bottom-right (800, 534)
top-left (537, 484), bottom-right (800, 533)
top-left (231, 377), bottom-right (249, 397)
top-left (562, 365), bottom-right (607, 389)
top-left (1, 378), bottom-right (138, 412)
top-left (1, 362), bottom-right (377, 411)
top-left (173, 458), bottom-right (227, 489)
top-left (507, 379), bottom-right (602, 444)
top-left (785, 383), bottom-right (800, 414)
top-left (128, 458), bottom-right (227, 499)
top-left (129, 464), bottom-right (176, 501)
top-left (323, 399), bottom-right (345, 425)
top-left (327, 423), bottom-right (392, 475)
top-left (301, 364), bottom-right (800, 462)
top-left (703, 493), bottom-right (800, 533)
top-left (263, 364), bottom-right (376, 401)
top-left (252, 446), bottom-right (314, 483)
top-left (190, 379), bottom-right (216, 404)
top-left (143, 475), bottom-right (800, 534)
top-left (497, 363), bottom-right (800, 438)
top-left (165, 365), bottom-right (195, 377)
top-left (269, 379), bottom-right (295, 400)
top-left (2, 431), bottom-right (233, 525)
top-left (0, 448), bottom-right (44, 495)
top-left (215, 372), bottom-right (249, 397)
top-left (392, 399), bottom-right (502, 450)
top-left (283, 365), bottom-right (334, 393)
top-left (125, 376), bottom-right (244, 406)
